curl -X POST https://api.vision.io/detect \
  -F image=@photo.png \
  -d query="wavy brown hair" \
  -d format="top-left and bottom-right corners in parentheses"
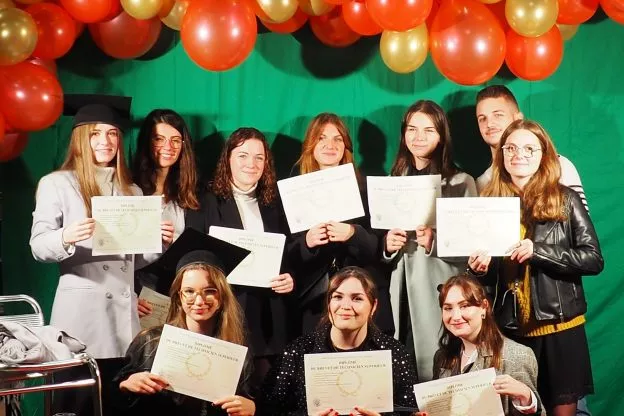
top-left (132, 109), bottom-right (199, 210)
top-left (481, 119), bottom-right (566, 228)
top-left (211, 127), bottom-right (278, 206)
top-left (435, 274), bottom-right (504, 376)
top-left (390, 100), bottom-right (457, 180)
top-left (60, 124), bottom-right (134, 217)
top-left (296, 113), bottom-right (355, 174)
top-left (166, 263), bottom-right (246, 346)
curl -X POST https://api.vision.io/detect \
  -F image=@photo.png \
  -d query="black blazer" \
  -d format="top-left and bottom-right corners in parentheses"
top-left (186, 191), bottom-right (294, 356)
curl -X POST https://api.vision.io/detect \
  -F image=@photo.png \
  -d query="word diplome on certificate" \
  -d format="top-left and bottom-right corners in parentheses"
top-left (304, 350), bottom-right (393, 415)
top-left (151, 324), bottom-right (248, 403)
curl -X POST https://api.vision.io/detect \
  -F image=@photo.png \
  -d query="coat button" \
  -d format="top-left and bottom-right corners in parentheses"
top-left (121, 266), bottom-right (128, 272)
top-left (103, 265), bottom-right (109, 271)
top-left (105, 292), bottom-right (113, 299)
top-left (122, 291), bottom-right (130, 298)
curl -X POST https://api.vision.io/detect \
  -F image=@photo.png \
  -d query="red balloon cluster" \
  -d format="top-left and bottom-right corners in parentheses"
top-left (261, 9), bottom-right (308, 33)
top-left (59, 0), bottom-right (121, 23)
top-left (506, 26), bottom-right (564, 81)
top-left (89, 11), bottom-right (162, 59)
top-left (367, 0), bottom-right (433, 31)
top-left (27, 3), bottom-right (77, 60)
top-left (342, 0), bottom-right (382, 36)
top-left (601, 0), bottom-right (624, 23)
top-left (310, 7), bottom-right (361, 47)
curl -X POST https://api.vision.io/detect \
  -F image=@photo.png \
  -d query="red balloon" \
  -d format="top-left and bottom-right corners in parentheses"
top-left (27, 57), bottom-right (58, 76)
top-left (261, 9), bottom-right (308, 33)
top-left (505, 26), bottom-right (563, 81)
top-left (366, 0), bottom-right (433, 31)
top-left (325, 0), bottom-right (348, 4)
top-left (60, 0), bottom-right (119, 23)
top-left (601, 0), bottom-right (624, 23)
top-left (27, 3), bottom-right (77, 59)
top-left (557, 0), bottom-right (599, 24)
top-left (74, 20), bottom-right (85, 38)
top-left (342, 0), bottom-right (382, 35)
top-left (430, 0), bottom-right (505, 85)
top-left (0, 131), bottom-right (29, 162)
top-left (89, 12), bottom-right (161, 59)
top-left (310, 7), bottom-right (361, 46)
top-left (0, 63), bottom-right (63, 132)
top-left (485, 1), bottom-right (509, 33)
top-left (181, 0), bottom-right (257, 71)
top-left (426, 0), bottom-right (442, 30)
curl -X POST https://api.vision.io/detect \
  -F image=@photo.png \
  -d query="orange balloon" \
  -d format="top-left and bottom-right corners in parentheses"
top-left (342, 0), bottom-right (382, 35)
top-left (310, 6), bottom-right (360, 46)
top-left (28, 57), bottom-right (58, 76)
top-left (557, 0), bottom-right (598, 24)
top-left (601, 0), bottom-right (624, 23)
top-left (485, 0), bottom-right (509, 32)
top-left (366, 0), bottom-right (433, 31)
top-left (0, 131), bottom-right (29, 162)
top-left (27, 3), bottom-right (77, 59)
top-left (426, 0), bottom-right (442, 30)
top-left (0, 62), bottom-right (63, 131)
top-left (430, 0), bottom-right (505, 85)
top-left (89, 11), bottom-right (161, 59)
top-left (261, 8), bottom-right (308, 32)
top-left (505, 25), bottom-right (563, 80)
top-left (181, 0), bottom-right (257, 71)
top-left (60, 0), bottom-right (118, 23)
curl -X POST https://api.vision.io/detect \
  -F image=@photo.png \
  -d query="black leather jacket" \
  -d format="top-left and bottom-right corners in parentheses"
top-left (481, 187), bottom-right (603, 323)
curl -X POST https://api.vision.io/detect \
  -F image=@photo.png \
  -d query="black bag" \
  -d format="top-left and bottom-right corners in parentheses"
top-left (495, 286), bottom-right (520, 332)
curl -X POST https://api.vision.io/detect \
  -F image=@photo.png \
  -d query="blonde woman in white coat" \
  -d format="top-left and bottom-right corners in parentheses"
top-left (383, 100), bottom-right (477, 382)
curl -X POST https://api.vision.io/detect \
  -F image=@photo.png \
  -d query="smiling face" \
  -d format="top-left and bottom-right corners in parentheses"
top-left (502, 128), bottom-right (543, 186)
top-left (404, 112), bottom-right (440, 166)
top-left (476, 97), bottom-right (521, 148)
top-left (313, 123), bottom-right (346, 169)
top-left (89, 123), bottom-right (119, 166)
top-left (442, 286), bottom-right (486, 342)
top-left (180, 268), bottom-right (221, 327)
top-left (329, 277), bottom-right (377, 332)
top-left (151, 122), bottom-right (183, 169)
top-left (229, 138), bottom-right (266, 190)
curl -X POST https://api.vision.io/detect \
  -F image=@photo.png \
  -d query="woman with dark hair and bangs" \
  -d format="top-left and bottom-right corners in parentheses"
top-left (383, 100), bottom-right (477, 382)
top-left (186, 127), bottom-right (295, 389)
top-left (470, 119), bottom-right (603, 416)
top-left (426, 274), bottom-right (542, 416)
top-left (289, 113), bottom-right (392, 337)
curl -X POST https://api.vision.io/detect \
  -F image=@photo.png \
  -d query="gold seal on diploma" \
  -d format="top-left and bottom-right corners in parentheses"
top-left (117, 212), bottom-right (139, 235)
top-left (336, 369), bottom-right (362, 397)
top-left (184, 352), bottom-right (212, 379)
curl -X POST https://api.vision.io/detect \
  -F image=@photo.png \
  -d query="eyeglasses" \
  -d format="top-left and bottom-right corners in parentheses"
top-left (152, 136), bottom-right (184, 149)
top-left (501, 144), bottom-right (542, 158)
top-left (180, 287), bottom-right (218, 304)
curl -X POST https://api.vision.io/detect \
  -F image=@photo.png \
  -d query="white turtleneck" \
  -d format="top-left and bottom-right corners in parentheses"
top-left (95, 166), bottom-right (115, 196)
top-left (232, 183), bottom-right (264, 231)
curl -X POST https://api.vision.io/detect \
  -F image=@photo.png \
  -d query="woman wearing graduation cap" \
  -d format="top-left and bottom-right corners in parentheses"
top-left (114, 228), bottom-right (256, 416)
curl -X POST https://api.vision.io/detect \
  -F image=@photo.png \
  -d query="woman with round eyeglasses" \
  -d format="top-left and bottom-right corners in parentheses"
top-left (115, 230), bottom-right (256, 416)
top-left (260, 266), bottom-right (417, 416)
top-left (382, 100), bottom-right (477, 382)
top-left (470, 119), bottom-right (603, 416)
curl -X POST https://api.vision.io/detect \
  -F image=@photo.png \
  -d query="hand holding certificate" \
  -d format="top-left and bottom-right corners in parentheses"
top-left (436, 197), bottom-right (521, 257)
top-left (92, 195), bottom-right (162, 256)
top-left (304, 350), bottom-right (393, 415)
top-left (367, 175), bottom-right (441, 230)
top-left (150, 324), bottom-right (248, 403)
top-left (138, 287), bottom-right (171, 330)
top-left (413, 368), bottom-right (504, 416)
top-left (208, 226), bottom-right (286, 288)
top-left (278, 163), bottom-right (365, 233)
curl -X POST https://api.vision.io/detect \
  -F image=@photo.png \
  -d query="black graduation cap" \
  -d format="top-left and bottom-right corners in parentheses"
top-left (63, 94), bottom-right (132, 130)
top-left (138, 228), bottom-right (251, 295)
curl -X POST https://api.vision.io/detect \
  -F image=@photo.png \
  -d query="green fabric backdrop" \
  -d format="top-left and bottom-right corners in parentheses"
top-left (1, 14), bottom-right (623, 415)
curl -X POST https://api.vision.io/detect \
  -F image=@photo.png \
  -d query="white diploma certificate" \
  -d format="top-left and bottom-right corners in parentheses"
top-left (436, 197), bottom-right (521, 257)
top-left (277, 163), bottom-right (365, 233)
top-left (413, 368), bottom-right (504, 416)
top-left (151, 324), bottom-right (248, 403)
top-left (367, 174), bottom-right (441, 230)
top-left (208, 226), bottom-right (286, 288)
top-left (138, 286), bottom-right (171, 330)
top-left (304, 350), bottom-right (393, 415)
top-left (91, 196), bottom-right (162, 256)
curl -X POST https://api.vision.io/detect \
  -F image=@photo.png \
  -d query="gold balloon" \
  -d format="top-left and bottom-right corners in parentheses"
top-left (121, 0), bottom-right (164, 20)
top-left (557, 23), bottom-right (579, 41)
top-left (0, 8), bottom-right (37, 66)
top-left (161, 0), bottom-right (188, 30)
top-left (380, 24), bottom-right (428, 74)
top-left (299, 0), bottom-right (334, 16)
top-left (0, 0), bottom-right (15, 9)
top-left (505, 0), bottom-right (558, 38)
top-left (257, 0), bottom-right (298, 23)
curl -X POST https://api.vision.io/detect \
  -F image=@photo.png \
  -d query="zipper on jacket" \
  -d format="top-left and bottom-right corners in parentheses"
top-left (555, 280), bottom-right (565, 323)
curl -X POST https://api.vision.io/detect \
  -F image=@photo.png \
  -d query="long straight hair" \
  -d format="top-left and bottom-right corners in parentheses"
top-left (481, 119), bottom-right (566, 229)
top-left (60, 124), bottom-right (134, 217)
top-left (133, 109), bottom-right (199, 210)
top-left (391, 100), bottom-right (457, 180)
top-left (435, 275), bottom-right (504, 376)
top-left (166, 263), bottom-right (246, 346)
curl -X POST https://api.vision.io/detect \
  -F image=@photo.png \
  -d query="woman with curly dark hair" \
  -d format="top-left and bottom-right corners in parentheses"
top-left (186, 127), bottom-right (294, 389)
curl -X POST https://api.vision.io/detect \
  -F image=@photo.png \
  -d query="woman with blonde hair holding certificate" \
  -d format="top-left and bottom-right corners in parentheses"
top-left (115, 229), bottom-right (256, 416)
top-left (260, 266), bottom-right (417, 415)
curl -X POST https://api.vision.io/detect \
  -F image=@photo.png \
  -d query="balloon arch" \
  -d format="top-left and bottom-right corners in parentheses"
top-left (0, 0), bottom-right (623, 161)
